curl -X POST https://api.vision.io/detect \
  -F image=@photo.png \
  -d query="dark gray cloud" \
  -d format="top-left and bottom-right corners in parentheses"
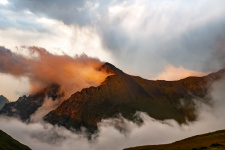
top-left (96, 0), bottom-right (225, 77)
top-left (203, 36), bottom-right (225, 72)
top-left (9, 0), bottom-right (103, 26)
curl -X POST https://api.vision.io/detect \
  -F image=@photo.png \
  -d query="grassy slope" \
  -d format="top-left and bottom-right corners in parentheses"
top-left (124, 129), bottom-right (225, 150)
top-left (0, 130), bottom-right (31, 150)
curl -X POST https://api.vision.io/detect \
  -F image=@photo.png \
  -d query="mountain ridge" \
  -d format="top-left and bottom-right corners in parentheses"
top-left (0, 84), bottom-right (63, 121)
top-left (43, 63), bottom-right (225, 132)
top-left (1, 62), bottom-right (224, 132)
top-left (0, 130), bottom-right (31, 150)
top-left (124, 129), bottom-right (225, 150)
top-left (0, 95), bottom-right (9, 110)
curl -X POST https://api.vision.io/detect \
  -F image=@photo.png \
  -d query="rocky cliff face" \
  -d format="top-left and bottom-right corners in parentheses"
top-left (0, 84), bottom-right (63, 121)
top-left (43, 63), bottom-right (225, 132)
top-left (0, 95), bottom-right (9, 110)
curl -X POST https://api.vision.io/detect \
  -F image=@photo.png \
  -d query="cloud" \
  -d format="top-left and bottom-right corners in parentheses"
top-left (153, 65), bottom-right (209, 81)
top-left (1, 0), bottom-right (225, 78)
top-left (0, 46), bottom-right (110, 99)
top-left (0, 73), bottom-right (29, 101)
top-left (0, 1), bottom-right (225, 149)
top-left (8, 0), bottom-right (101, 26)
top-left (203, 36), bottom-right (225, 72)
top-left (30, 96), bottom-right (63, 122)
top-left (0, 17), bottom-right (112, 63)
top-left (97, 0), bottom-right (225, 78)
top-left (0, 75), bottom-right (225, 150)
top-left (0, 0), bottom-right (9, 5)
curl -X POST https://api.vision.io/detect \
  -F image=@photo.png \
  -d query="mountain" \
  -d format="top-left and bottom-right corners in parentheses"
top-left (0, 95), bottom-right (9, 110)
top-left (1, 63), bottom-right (224, 132)
top-left (0, 130), bottom-right (31, 150)
top-left (43, 63), bottom-right (225, 132)
top-left (124, 129), bottom-right (225, 150)
top-left (0, 84), bottom-right (63, 121)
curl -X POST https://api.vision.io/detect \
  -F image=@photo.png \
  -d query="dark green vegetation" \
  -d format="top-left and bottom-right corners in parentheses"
top-left (0, 95), bottom-right (9, 110)
top-left (0, 130), bottom-right (31, 150)
top-left (44, 63), bottom-right (225, 131)
top-left (0, 84), bottom-right (63, 121)
top-left (124, 129), bottom-right (225, 150)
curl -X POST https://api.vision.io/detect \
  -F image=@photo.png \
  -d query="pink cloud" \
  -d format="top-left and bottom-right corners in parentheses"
top-left (153, 65), bottom-right (210, 81)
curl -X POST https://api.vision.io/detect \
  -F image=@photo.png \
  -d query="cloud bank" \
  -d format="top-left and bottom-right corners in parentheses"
top-left (0, 46), bottom-right (109, 98)
top-left (0, 73), bottom-right (29, 101)
top-left (153, 65), bottom-right (209, 81)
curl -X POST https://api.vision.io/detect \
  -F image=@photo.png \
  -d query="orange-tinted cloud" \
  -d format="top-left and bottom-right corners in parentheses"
top-left (0, 46), bottom-right (110, 98)
top-left (153, 65), bottom-right (209, 81)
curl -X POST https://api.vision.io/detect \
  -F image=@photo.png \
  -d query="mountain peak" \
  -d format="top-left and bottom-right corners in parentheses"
top-left (0, 83), bottom-right (64, 121)
top-left (0, 95), bottom-right (7, 100)
top-left (216, 68), bottom-right (225, 74)
top-left (46, 65), bottom-right (225, 132)
top-left (205, 68), bottom-right (225, 81)
top-left (99, 62), bottom-right (123, 74)
top-left (35, 83), bottom-right (64, 100)
top-left (0, 95), bottom-right (9, 110)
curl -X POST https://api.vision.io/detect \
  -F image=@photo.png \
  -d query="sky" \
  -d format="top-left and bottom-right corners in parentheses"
top-left (0, 0), bottom-right (225, 101)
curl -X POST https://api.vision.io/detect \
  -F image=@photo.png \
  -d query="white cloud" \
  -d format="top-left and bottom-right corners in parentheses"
top-left (30, 97), bottom-right (64, 122)
top-left (0, 73), bottom-right (29, 101)
top-left (0, 18), bottom-right (112, 63)
top-left (108, 5), bottom-right (124, 14)
top-left (153, 65), bottom-right (210, 81)
top-left (0, 0), bottom-right (9, 5)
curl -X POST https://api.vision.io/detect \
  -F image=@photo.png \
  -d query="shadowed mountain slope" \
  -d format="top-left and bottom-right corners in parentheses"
top-left (0, 84), bottom-right (63, 121)
top-left (0, 95), bottom-right (9, 110)
top-left (0, 130), bottom-right (31, 150)
top-left (44, 63), bottom-right (225, 131)
top-left (124, 129), bottom-right (225, 150)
